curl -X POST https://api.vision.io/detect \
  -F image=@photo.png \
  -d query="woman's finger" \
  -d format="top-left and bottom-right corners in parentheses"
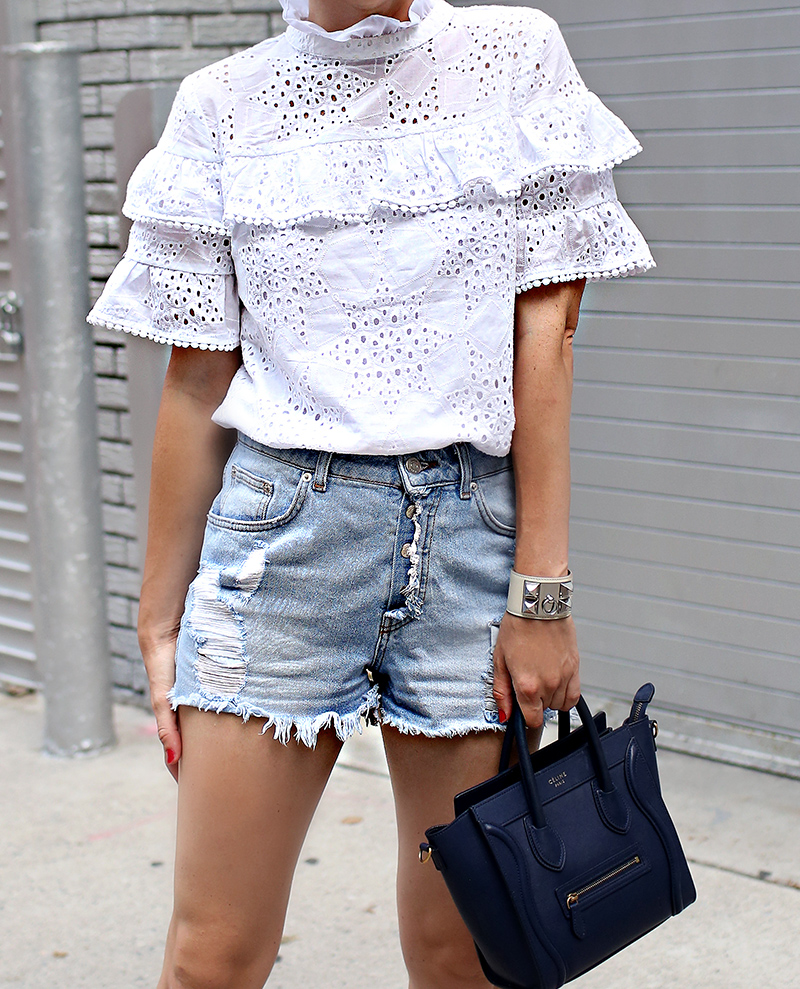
top-left (150, 682), bottom-right (181, 781)
top-left (548, 680), bottom-right (569, 714)
top-left (491, 648), bottom-right (514, 724)
top-left (564, 670), bottom-right (582, 711)
top-left (152, 694), bottom-right (181, 783)
top-left (515, 686), bottom-right (545, 729)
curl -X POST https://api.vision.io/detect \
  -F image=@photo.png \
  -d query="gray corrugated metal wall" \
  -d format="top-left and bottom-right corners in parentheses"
top-left (532, 0), bottom-right (800, 763)
top-left (0, 3), bottom-right (38, 688)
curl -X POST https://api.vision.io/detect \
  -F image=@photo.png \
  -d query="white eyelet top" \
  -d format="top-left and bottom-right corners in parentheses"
top-left (88, 0), bottom-right (654, 457)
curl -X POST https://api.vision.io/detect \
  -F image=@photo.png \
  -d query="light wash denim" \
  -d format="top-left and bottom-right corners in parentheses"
top-left (169, 435), bottom-right (516, 746)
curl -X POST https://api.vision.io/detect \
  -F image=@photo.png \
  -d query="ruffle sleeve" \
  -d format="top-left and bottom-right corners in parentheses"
top-left (511, 14), bottom-right (655, 291)
top-left (87, 81), bottom-right (240, 350)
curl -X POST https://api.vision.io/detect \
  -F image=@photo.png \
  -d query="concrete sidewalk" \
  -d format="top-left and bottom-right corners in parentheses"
top-left (1, 689), bottom-right (798, 989)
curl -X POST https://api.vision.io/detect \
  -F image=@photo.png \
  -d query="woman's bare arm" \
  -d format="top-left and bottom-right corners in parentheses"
top-left (492, 280), bottom-right (585, 728)
top-left (138, 346), bottom-right (241, 779)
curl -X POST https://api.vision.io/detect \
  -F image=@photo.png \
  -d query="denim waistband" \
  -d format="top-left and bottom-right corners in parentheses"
top-left (236, 434), bottom-right (512, 499)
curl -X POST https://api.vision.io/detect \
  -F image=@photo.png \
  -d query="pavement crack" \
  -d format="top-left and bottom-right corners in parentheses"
top-left (337, 760), bottom-right (389, 779)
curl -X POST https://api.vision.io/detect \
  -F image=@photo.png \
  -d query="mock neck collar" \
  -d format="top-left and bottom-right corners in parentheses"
top-left (282, 0), bottom-right (451, 59)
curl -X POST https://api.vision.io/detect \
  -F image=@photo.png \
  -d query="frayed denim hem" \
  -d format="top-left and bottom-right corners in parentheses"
top-left (168, 683), bottom-right (382, 748)
top-left (378, 710), bottom-right (507, 738)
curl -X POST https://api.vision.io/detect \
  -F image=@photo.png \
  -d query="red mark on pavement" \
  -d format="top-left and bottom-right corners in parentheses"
top-left (88, 811), bottom-right (171, 842)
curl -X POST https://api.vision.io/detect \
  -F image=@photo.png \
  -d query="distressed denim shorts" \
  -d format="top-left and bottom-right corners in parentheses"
top-left (169, 435), bottom-right (516, 746)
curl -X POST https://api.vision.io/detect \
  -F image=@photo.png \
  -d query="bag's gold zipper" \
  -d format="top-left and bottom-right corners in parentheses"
top-left (566, 855), bottom-right (641, 909)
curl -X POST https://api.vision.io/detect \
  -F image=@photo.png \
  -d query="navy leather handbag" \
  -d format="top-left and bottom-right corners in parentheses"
top-left (421, 684), bottom-right (696, 989)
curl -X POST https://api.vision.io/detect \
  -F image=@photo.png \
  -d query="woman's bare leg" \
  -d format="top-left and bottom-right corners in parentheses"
top-left (159, 707), bottom-right (342, 989)
top-left (381, 726), bottom-right (525, 989)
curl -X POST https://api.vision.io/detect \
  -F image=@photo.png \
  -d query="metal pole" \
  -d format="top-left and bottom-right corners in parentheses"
top-left (4, 42), bottom-right (115, 755)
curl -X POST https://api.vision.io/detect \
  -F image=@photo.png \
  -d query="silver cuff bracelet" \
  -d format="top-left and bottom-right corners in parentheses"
top-left (506, 569), bottom-right (573, 620)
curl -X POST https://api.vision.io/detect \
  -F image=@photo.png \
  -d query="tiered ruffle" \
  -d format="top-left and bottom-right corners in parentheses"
top-left (122, 147), bottom-right (227, 235)
top-left (88, 220), bottom-right (240, 350)
top-left (514, 168), bottom-right (655, 292)
top-left (121, 87), bottom-right (645, 232)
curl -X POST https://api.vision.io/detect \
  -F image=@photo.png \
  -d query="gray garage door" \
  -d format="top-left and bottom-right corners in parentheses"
top-left (0, 100), bottom-right (37, 687)
top-left (535, 0), bottom-right (800, 773)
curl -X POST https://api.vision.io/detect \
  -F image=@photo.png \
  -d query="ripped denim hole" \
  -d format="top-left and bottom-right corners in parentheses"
top-left (186, 545), bottom-right (268, 699)
top-left (483, 620), bottom-right (501, 714)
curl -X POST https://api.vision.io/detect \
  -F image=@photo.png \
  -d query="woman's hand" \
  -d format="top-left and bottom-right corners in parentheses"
top-left (140, 630), bottom-right (182, 782)
top-left (492, 613), bottom-right (580, 728)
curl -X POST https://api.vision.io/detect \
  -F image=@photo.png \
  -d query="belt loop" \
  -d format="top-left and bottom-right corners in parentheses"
top-left (313, 451), bottom-right (333, 493)
top-left (455, 443), bottom-right (472, 500)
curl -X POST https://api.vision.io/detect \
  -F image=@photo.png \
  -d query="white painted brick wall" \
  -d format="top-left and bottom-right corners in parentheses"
top-left (97, 15), bottom-right (190, 49)
top-left (39, 18), bottom-right (97, 46)
top-left (34, 0), bottom-right (285, 701)
top-left (68, 1), bottom-right (126, 16)
top-left (127, 0), bottom-right (223, 13)
top-left (192, 12), bottom-right (270, 45)
top-left (36, 2), bottom-right (69, 20)
top-left (128, 45), bottom-right (230, 80)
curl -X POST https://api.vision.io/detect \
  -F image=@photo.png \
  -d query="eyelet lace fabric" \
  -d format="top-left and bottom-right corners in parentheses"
top-left (88, 0), bottom-right (654, 456)
top-left (88, 220), bottom-right (240, 349)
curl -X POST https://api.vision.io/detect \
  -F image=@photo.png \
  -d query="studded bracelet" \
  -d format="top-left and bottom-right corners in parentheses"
top-left (506, 570), bottom-right (573, 620)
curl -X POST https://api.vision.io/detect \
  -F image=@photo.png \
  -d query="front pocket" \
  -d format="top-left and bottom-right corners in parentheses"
top-left (208, 463), bottom-right (313, 532)
top-left (216, 464), bottom-right (274, 522)
top-left (557, 849), bottom-right (650, 939)
top-left (472, 469), bottom-right (516, 537)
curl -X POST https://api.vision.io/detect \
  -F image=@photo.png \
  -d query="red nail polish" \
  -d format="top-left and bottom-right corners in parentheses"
top-left (166, 748), bottom-right (176, 765)
top-left (498, 709), bottom-right (508, 724)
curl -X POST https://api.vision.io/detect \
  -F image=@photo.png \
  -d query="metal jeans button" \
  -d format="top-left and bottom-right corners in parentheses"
top-left (401, 543), bottom-right (412, 558)
top-left (405, 456), bottom-right (423, 474)
top-left (405, 504), bottom-right (417, 519)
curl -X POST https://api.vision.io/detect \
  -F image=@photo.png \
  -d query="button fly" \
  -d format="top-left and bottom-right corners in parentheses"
top-left (405, 456), bottom-right (424, 474)
top-left (401, 543), bottom-right (412, 558)
top-left (405, 504), bottom-right (417, 519)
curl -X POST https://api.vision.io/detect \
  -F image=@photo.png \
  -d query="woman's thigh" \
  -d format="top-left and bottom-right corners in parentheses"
top-left (164, 707), bottom-right (342, 987)
top-left (381, 725), bottom-right (519, 989)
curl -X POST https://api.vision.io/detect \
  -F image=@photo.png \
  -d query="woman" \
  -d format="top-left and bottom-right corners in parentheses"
top-left (89, 1), bottom-right (654, 986)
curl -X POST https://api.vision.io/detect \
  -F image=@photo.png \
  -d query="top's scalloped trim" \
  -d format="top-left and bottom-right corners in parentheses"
top-left (86, 311), bottom-right (239, 350)
top-left (223, 154), bottom-right (642, 228)
top-left (121, 144), bottom-right (642, 232)
top-left (121, 156), bottom-right (641, 231)
top-left (121, 208), bottom-right (231, 236)
top-left (515, 256), bottom-right (656, 295)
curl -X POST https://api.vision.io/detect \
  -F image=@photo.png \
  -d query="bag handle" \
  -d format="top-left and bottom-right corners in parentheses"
top-left (498, 707), bottom-right (573, 776)
top-left (506, 696), bottom-right (617, 832)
